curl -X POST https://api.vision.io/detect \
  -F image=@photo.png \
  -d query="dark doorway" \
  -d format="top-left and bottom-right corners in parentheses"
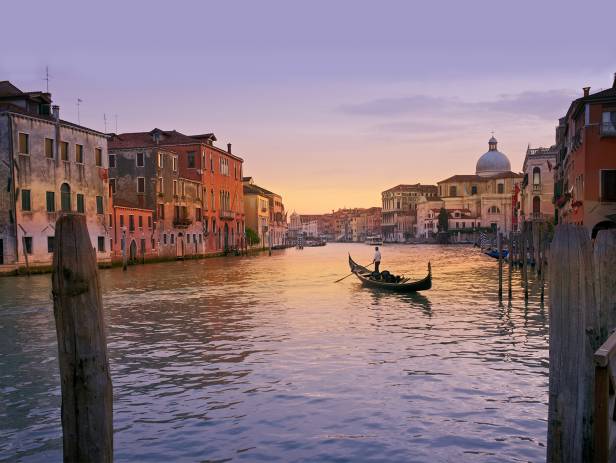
top-left (129, 240), bottom-right (137, 262)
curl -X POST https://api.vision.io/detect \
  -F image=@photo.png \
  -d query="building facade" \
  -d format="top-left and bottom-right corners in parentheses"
top-left (520, 145), bottom-right (557, 224)
top-left (416, 137), bottom-right (523, 238)
top-left (108, 129), bottom-right (244, 252)
top-left (242, 177), bottom-right (287, 247)
top-left (554, 78), bottom-right (616, 237)
top-left (381, 184), bottom-right (438, 241)
top-left (0, 81), bottom-right (111, 269)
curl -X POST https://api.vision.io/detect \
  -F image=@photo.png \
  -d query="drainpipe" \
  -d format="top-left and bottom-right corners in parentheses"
top-left (7, 114), bottom-right (19, 264)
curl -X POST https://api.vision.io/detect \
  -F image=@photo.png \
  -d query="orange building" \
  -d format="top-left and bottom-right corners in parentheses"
top-left (111, 205), bottom-right (156, 261)
top-left (108, 129), bottom-right (245, 252)
top-left (555, 75), bottom-right (616, 237)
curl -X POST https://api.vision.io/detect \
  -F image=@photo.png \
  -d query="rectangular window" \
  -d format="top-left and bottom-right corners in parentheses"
top-left (95, 148), bottom-right (102, 167)
top-left (187, 152), bottom-right (196, 168)
top-left (497, 183), bottom-right (505, 194)
top-left (21, 189), bottom-right (31, 211)
top-left (173, 180), bottom-right (178, 196)
top-left (19, 133), bottom-right (29, 154)
top-left (120, 215), bottom-right (124, 227)
top-left (140, 238), bottom-right (146, 255)
top-left (96, 196), bottom-right (103, 214)
top-left (109, 153), bottom-right (116, 168)
top-left (148, 216), bottom-right (152, 228)
top-left (158, 153), bottom-right (164, 168)
top-left (77, 194), bottom-right (85, 213)
top-left (158, 203), bottom-right (165, 219)
top-left (196, 207), bottom-right (201, 221)
top-left (136, 152), bottom-right (145, 167)
top-left (137, 177), bottom-right (145, 193)
top-left (602, 170), bottom-right (616, 201)
top-left (129, 215), bottom-right (135, 231)
top-left (97, 236), bottom-right (105, 252)
top-left (174, 205), bottom-right (180, 220)
top-left (46, 191), bottom-right (55, 212)
top-left (110, 239), bottom-right (113, 252)
top-left (24, 236), bottom-right (32, 254)
top-left (47, 236), bottom-right (55, 253)
top-left (138, 215), bottom-right (143, 228)
top-left (109, 214), bottom-right (113, 227)
top-left (45, 138), bottom-right (54, 158)
top-left (60, 141), bottom-right (68, 161)
top-left (210, 157), bottom-right (214, 172)
top-left (471, 185), bottom-right (477, 195)
top-left (171, 233), bottom-right (175, 244)
top-left (172, 157), bottom-right (177, 172)
top-left (449, 186), bottom-right (457, 197)
top-left (158, 177), bottom-right (164, 194)
top-left (163, 233), bottom-right (167, 244)
top-left (75, 144), bottom-right (84, 163)
top-left (151, 238), bottom-right (155, 250)
top-left (109, 178), bottom-right (116, 195)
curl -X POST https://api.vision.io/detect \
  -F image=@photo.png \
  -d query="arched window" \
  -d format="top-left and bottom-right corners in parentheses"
top-left (533, 167), bottom-right (541, 186)
top-left (533, 196), bottom-right (541, 215)
top-left (61, 183), bottom-right (71, 212)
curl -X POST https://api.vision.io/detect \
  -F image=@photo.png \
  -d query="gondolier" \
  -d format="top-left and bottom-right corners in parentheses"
top-left (373, 247), bottom-right (381, 273)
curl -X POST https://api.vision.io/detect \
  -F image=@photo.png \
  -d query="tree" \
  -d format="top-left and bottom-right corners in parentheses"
top-left (437, 207), bottom-right (449, 232)
top-left (246, 227), bottom-right (260, 246)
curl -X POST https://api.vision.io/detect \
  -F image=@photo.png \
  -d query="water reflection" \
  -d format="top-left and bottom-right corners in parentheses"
top-left (0, 244), bottom-right (548, 462)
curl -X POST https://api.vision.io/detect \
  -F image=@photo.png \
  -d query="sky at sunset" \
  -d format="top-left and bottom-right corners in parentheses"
top-left (2, 0), bottom-right (615, 213)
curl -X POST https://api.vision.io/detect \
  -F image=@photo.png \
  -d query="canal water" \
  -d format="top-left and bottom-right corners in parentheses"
top-left (0, 244), bottom-right (548, 462)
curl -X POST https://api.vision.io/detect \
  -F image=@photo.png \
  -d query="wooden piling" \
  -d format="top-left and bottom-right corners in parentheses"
top-left (497, 232), bottom-right (503, 300)
top-left (52, 214), bottom-right (113, 463)
top-left (522, 223), bottom-right (529, 300)
top-left (508, 232), bottom-right (513, 301)
top-left (547, 224), bottom-right (597, 463)
top-left (594, 229), bottom-right (616, 342)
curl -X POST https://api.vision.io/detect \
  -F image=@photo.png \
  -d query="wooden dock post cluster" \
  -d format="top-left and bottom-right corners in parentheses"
top-left (52, 214), bottom-right (113, 463)
top-left (547, 225), bottom-right (616, 463)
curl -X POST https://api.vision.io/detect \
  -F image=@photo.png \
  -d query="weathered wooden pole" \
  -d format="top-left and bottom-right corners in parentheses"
top-left (540, 228), bottom-right (547, 304)
top-left (497, 231), bottom-right (503, 300)
top-left (547, 224), bottom-right (597, 463)
top-left (508, 231), bottom-right (513, 301)
top-left (594, 229), bottom-right (616, 342)
top-left (522, 223), bottom-right (529, 299)
top-left (52, 214), bottom-right (113, 463)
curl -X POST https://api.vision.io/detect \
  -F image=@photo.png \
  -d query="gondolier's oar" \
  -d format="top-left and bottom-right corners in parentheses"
top-left (334, 261), bottom-right (374, 283)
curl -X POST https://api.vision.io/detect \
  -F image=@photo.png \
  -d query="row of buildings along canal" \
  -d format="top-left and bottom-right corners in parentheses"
top-left (0, 80), bottom-right (288, 273)
top-left (290, 75), bottom-right (616, 243)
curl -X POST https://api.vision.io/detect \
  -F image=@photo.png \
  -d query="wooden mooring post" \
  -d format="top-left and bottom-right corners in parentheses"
top-left (52, 214), bottom-right (113, 463)
top-left (547, 226), bottom-right (616, 463)
top-left (508, 231), bottom-right (513, 301)
top-left (522, 222), bottom-right (529, 300)
top-left (497, 231), bottom-right (503, 300)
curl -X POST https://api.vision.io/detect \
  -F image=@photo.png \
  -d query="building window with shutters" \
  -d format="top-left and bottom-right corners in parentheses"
top-left (136, 152), bottom-right (144, 167)
top-left (75, 144), bottom-right (84, 164)
top-left (61, 183), bottom-right (71, 211)
top-left (46, 191), bottom-right (55, 212)
top-left (138, 215), bottom-right (143, 229)
top-left (109, 153), bottom-right (116, 168)
top-left (95, 148), bottom-right (102, 166)
top-left (77, 194), bottom-right (85, 213)
top-left (129, 215), bottom-right (135, 231)
top-left (96, 196), bottom-right (103, 214)
top-left (18, 133), bottom-right (29, 154)
top-left (21, 189), bottom-right (31, 211)
top-left (497, 183), bottom-right (505, 194)
top-left (60, 141), bottom-right (69, 161)
top-left (47, 236), bottom-right (55, 253)
top-left (187, 152), bottom-right (196, 168)
top-left (137, 177), bottom-right (145, 194)
top-left (45, 138), bottom-right (54, 158)
top-left (97, 237), bottom-right (105, 252)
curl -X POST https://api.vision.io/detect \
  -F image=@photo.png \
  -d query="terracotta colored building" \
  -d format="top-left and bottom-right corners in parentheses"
top-left (108, 129), bottom-right (245, 252)
top-left (111, 206), bottom-right (156, 261)
top-left (554, 76), bottom-right (616, 237)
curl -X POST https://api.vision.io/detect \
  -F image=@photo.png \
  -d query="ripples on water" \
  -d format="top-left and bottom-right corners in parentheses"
top-left (0, 244), bottom-right (548, 462)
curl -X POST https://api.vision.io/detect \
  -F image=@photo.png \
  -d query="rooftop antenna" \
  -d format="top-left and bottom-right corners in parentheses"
top-left (103, 113), bottom-right (107, 133)
top-left (43, 66), bottom-right (51, 93)
top-left (114, 114), bottom-right (118, 133)
top-left (77, 98), bottom-right (83, 124)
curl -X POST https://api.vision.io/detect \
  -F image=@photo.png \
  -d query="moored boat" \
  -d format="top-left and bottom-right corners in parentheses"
top-left (348, 254), bottom-right (432, 292)
top-left (365, 235), bottom-right (383, 246)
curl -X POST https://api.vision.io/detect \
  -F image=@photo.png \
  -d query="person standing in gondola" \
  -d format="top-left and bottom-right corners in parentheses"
top-left (373, 246), bottom-right (381, 273)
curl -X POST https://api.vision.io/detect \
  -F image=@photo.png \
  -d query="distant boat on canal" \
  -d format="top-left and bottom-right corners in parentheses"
top-left (365, 235), bottom-right (383, 246)
top-left (348, 254), bottom-right (432, 292)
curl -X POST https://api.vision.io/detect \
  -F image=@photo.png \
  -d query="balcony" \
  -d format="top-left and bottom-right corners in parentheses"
top-left (220, 210), bottom-right (235, 220)
top-left (532, 184), bottom-right (541, 193)
top-left (173, 217), bottom-right (192, 228)
top-left (600, 123), bottom-right (616, 137)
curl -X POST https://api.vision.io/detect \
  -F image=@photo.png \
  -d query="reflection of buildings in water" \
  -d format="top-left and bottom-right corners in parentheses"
top-left (363, 288), bottom-right (432, 318)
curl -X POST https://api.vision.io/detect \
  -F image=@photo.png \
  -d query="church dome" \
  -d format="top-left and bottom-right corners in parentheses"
top-left (475, 136), bottom-right (511, 177)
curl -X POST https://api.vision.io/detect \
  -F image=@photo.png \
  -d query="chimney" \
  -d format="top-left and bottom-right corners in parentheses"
top-left (583, 87), bottom-right (590, 97)
top-left (227, 143), bottom-right (232, 154)
top-left (52, 105), bottom-right (60, 121)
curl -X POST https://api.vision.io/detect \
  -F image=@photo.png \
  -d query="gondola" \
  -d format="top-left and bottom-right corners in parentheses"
top-left (483, 249), bottom-right (509, 260)
top-left (348, 254), bottom-right (432, 292)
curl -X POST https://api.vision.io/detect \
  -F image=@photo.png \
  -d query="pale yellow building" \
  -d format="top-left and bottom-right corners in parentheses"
top-left (243, 183), bottom-right (270, 247)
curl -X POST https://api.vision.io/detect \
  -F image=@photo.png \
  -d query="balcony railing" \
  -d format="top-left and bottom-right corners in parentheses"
top-left (220, 210), bottom-right (234, 220)
top-left (173, 217), bottom-right (192, 228)
top-left (532, 184), bottom-right (541, 193)
top-left (600, 123), bottom-right (616, 137)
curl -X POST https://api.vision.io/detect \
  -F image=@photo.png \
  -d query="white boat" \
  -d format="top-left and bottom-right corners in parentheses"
top-left (365, 235), bottom-right (383, 246)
